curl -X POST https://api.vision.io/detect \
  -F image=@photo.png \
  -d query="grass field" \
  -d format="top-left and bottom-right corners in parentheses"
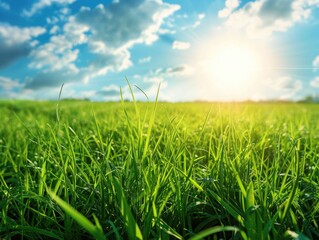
top-left (1, 98), bottom-right (319, 239)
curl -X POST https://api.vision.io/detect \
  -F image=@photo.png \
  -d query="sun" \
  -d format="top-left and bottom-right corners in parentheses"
top-left (211, 45), bottom-right (260, 89)
top-left (194, 34), bottom-right (277, 101)
top-left (211, 44), bottom-right (260, 92)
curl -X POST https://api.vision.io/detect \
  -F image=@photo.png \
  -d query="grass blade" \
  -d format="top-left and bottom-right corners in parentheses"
top-left (245, 182), bottom-right (257, 239)
top-left (207, 189), bottom-right (244, 225)
top-left (189, 226), bottom-right (240, 240)
top-left (113, 177), bottom-right (143, 240)
top-left (47, 189), bottom-right (105, 240)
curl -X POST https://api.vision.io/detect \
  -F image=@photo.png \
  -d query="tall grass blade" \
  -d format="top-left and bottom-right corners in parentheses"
top-left (0, 226), bottom-right (63, 239)
top-left (189, 226), bottom-right (240, 240)
top-left (155, 219), bottom-right (183, 240)
top-left (56, 83), bottom-right (64, 123)
top-left (47, 189), bottom-right (105, 240)
top-left (207, 189), bottom-right (244, 224)
top-left (245, 182), bottom-right (258, 239)
top-left (113, 177), bottom-right (143, 240)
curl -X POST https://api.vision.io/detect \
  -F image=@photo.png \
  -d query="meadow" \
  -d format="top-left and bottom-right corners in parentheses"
top-left (1, 97), bottom-right (319, 239)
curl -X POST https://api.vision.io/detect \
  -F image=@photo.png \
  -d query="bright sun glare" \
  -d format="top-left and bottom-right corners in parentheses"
top-left (211, 44), bottom-right (260, 91)
top-left (211, 43), bottom-right (261, 99)
top-left (195, 35), bottom-right (277, 101)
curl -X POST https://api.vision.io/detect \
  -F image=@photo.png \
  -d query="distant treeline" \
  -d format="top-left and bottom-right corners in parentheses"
top-left (297, 95), bottom-right (319, 103)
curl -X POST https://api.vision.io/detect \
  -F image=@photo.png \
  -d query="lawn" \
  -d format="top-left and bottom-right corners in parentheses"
top-left (1, 99), bottom-right (319, 239)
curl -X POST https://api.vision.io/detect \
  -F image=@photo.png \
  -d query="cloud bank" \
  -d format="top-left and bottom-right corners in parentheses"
top-left (25, 0), bottom-right (180, 90)
top-left (220, 0), bottom-right (319, 37)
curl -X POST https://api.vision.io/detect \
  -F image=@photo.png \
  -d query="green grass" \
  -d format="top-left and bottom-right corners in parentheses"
top-left (1, 98), bottom-right (319, 239)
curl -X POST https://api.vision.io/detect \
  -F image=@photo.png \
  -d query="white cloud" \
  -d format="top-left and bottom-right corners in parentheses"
top-left (158, 28), bottom-right (176, 34)
top-left (63, 19), bottom-right (89, 45)
top-left (46, 16), bottom-right (59, 24)
top-left (97, 84), bottom-right (121, 97)
top-left (75, 1), bottom-right (180, 50)
top-left (95, 82), bottom-right (168, 101)
top-left (60, 7), bottom-right (70, 15)
top-left (139, 56), bottom-right (152, 63)
top-left (143, 64), bottom-right (194, 83)
top-left (73, 1), bottom-right (179, 74)
top-left (22, 0), bottom-right (76, 17)
top-left (218, 0), bottom-right (240, 18)
top-left (0, 24), bottom-right (46, 45)
top-left (50, 25), bottom-right (60, 35)
top-left (310, 77), bottom-right (319, 87)
top-left (87, 48), bottom-right (133, 78)
top-left (272, 76), bottom-right (301, 90)
top-left (172, 41), bottom-right (191, 50)
top-left (0, 24), bottom-right (46, 68)
top-left (270, 76), bottom-right (302, 99)
top-left (25, 22), bottom-right (92, 88)
top-left (176, 14), bottom-right (189, 19)
top-left (313, 55), bottom-right (319, 69)
top-left (181, 13), bottom-right (206, 30)
top-left (30, 40), bottom-right (40, 47)
top-left (0, 0), bottom-right (10, 10)
top-left (158, 64), bottom-right (194, 76)
top-left (198, 13), bottom-right (206, 20)
top-left (131, 64), bottom-right (194, 96)
top-left (0, 76), bottom-right (21, 90)
top-left (221, 0), bottom-right (319, 38)
top-left (29, 34), bottom-right (79, 74)
top-left (26, 1), bottom-right (180, 90)
top-left (28, 19), bottom-right (89, 83)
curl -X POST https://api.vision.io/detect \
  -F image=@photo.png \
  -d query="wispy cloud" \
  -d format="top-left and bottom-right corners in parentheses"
top-left (0, 76), bottom-right (22, 90)
top-left (160, 64), bottom-right (194, 76)
top-left (172, 41), bottom-right (191, 50)
top-left (313, 55), bottom-right (319, 69)
top-left (141, 64), bottom-right (194, 83)
top-left (218, 0), bottom-right (240, 18)
top-left (97, 84), bottom-right (121, 97)
top-left (22, 0), bottom-right (76, 17)
top-left (49, 25), bottom-right (60, 35)
top-left (272, 76), bottom-right (301, 90)
top-left (198, 13), bottom-right (205, 20)
top-left (271, 76), bottom-right (302, 99)
top-left (310, 77), bottom-right (319, 87)
top-left (181, 13), bottom-right (206, 30)
top-left (46, 16), bottom-right (59, 25)
top-left (139, 56), bottom-right (152, 64)
top-left (0, 0), bottom-right (10, 10)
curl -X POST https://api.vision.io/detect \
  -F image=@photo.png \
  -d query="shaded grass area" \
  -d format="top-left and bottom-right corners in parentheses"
top-left (1, 99), bottom-right (319, 239)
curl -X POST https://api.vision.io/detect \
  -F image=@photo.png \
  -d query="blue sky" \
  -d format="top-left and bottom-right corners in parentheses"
top-left (1, 0), bottom-right (319, 101)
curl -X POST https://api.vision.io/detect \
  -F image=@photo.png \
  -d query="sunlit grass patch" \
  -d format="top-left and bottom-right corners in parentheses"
top-left (1, 98), bottom-right (319, 239)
